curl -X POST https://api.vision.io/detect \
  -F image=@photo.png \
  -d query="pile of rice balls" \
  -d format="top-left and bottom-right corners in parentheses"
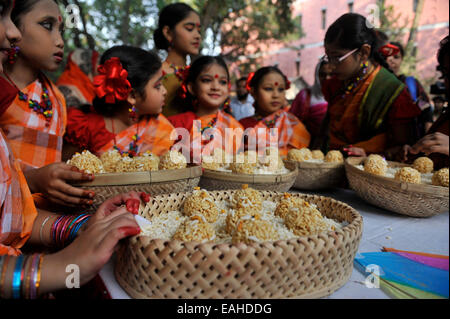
top-left (202, 147), bottom-right (289, 174)
top-left (287, 148), bottom-right (344, 163)
top-left (360, 154), bottom-right (448, 187)
top-left (66, 149), bottom-right (188, 174)
top-left (139, 185), bottom-right (344, 244)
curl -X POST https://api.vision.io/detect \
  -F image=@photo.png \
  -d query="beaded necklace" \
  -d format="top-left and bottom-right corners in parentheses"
top-left (4, 73), bottom-right (53, 123)
top-left (342, 61), bottom-right (369, 98)
top-left (112, 119), bottom-right (140, 158)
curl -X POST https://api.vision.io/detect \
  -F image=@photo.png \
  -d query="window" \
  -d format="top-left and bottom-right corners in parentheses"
top-left (321, 9), bottom-right (327, 30)
top-left (348, 1), bottom-right (354, 12)
top-left (413, 0), bottom-right (419, 12)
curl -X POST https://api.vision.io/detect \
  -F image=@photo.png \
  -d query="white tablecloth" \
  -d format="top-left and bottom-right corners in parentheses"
top-left (99, 188), bottom-right (449, 299)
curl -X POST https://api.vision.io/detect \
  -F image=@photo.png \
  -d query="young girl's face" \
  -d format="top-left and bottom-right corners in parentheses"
top-left (135, 68), bottom-right (167, 116)
top-left (386, 53), bottom-right (403, 75)
top-left (171, 11), bottom-right (201, 56)
top-left (15, 0), bottom-right (64, 72)
top-left (190, 63), bottom-right (230, 111)
top-left (324, 42), bottom-right (363, 81)
top-left (253, 72), bottom-right (286, 116)
top-left (0, 0), bottom-right (21, 72)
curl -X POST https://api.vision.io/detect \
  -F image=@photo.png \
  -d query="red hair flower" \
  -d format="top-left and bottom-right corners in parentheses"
top-left (93, 57), bottom-right (132, 104)
top-left (379, 43), bottom-right (400, 58)
top-left (245, 72), bottom-right (255, 92)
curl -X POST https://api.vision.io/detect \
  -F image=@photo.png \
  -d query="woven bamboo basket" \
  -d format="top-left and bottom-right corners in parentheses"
top-left (285, 160), bottom-right (346, 190)
top-left (198, 161), bottom-right (298, 192)
top-left (72, 166), bottom-right (202, 211)
top-left (114, 190), bottom-right (363, 299)
top-left (345, 157), bottom-right (449, 217)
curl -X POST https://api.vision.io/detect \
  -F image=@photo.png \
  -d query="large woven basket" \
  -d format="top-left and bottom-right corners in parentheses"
top-left (198, 161), bottom-right (298, 192)
top-left (285, 160), bottom-right (346, 190)
top-left (114, 190), bottom-right (363, 299)
top-left (73, 166), bottom-right (202, 211)
top-left (345, 157), bottom-right (449, 217)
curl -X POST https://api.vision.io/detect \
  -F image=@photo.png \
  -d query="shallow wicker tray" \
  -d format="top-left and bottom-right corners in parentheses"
top-left (198, 161), bottom-right (298, 192)
top-left (114, 190), bottom-right (363, 299)
top-left (285, 160), bottom-right (346, 190)
top-left (72, 166), bottom-right (202, 211)
top-left (345, 157), bottom-right (449, 218)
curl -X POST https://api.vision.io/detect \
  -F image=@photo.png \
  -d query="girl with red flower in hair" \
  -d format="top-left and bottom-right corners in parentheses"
top-left (63, 45), bottom-right (175, 160)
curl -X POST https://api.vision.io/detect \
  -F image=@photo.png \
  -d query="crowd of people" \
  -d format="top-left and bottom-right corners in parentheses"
top-left (0, 0), bottom-right (448, 299)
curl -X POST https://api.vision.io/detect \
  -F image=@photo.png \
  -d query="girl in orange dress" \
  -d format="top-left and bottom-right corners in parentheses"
top-left (168, 56), bottom-right (243, 164)
top-left (239, 66), bottom-right (311, 156)
top-left (63, 45), bottom-right (174, 159)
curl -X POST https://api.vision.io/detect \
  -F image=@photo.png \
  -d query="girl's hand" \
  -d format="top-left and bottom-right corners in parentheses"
top-left (25, 163), bottom-right (95, 207)
top-left (343, 146), bottom-right (367, 157)
top-left (40, 207), bottom-right (140, 293)
top-left (410, 132), bottom-right (449, 156)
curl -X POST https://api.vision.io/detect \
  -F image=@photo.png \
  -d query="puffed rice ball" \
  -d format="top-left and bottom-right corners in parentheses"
top-left (284, 203), bottom-right (328, 236)
top-left (231, 184), bottom-right (263, 211)
top-left (394, 167), bottom-right (421, 184)
top-left (173, 215), bottom-right (216, 242)
top-left (225, 208), bottom-right (261, 235)
top-left (287, 148), bottom-right (313, 162)
top-left (432, 168), bottom-right (449, 187)
top-left (182, 187), bottom-right (219, 223)
top-left (412, 157), bottom-right (434, 174)
top-left (311, 150), bottom-right (325, 160)
top-left (114, 156), bottom-right (136, 172)
top-left (133, 152), bottom-right (159, 171)
top-left (231, 218), bottom-right (278, 244)
top-left (100, 149), bottom-right (122, 173)
top-left (364, 154), bottom-right (388, 176)
top-left (260, 147), bottom-right (284, 171)
top-left (159, 150), bottom-right (187, 170)
top-left (324, 150), bottom-right (344, 163)
top-left (274, 193), bottom-right (308, 219)
top-left (67, 150), bottom-right (105, 174)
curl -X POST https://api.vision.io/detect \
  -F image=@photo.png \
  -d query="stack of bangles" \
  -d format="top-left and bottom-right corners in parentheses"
top-left (0, 253), bottom-right (44, 299)
top-left (51, 213), bottom-right (92, 248)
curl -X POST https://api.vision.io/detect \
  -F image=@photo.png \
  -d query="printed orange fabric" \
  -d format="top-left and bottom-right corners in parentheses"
top-left (245, 107), bottom-right (310, 156)
top-left (328, 66), bottom-right (385, 153)
top-left (191, 110), bottom-right (244, 162)
top-left (97, 114), bottom-right (175, 157)
top-left (0, 76), bottom-right (67, 171)
top-left (57, 58), bottom-right (96, 107)
top-left (0, 130), bottom-right (38, 256)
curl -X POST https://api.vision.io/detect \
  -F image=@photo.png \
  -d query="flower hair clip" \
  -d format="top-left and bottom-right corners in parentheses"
top-left (93, 57), bottom-right (132, 104)
top-left (245, 72), bottom-right (255, 92)
top-left (378, 43), bottom-right (400, 58)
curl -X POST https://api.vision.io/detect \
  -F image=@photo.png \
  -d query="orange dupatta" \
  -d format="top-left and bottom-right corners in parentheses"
top-left (97, 114), bottom-right (175, 157)
top-left (247, 107), bottom-right (310, 156)
top-left (0, 130), bottom-right (38, 256)
top-left (328, 65), bottom-right (387, 153)
top-left (0, 76), bottom-right (67, 171)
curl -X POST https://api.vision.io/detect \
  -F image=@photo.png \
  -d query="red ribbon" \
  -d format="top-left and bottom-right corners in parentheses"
top-left (379, 43), bottom-right (400, 58)
top-left (245, 72), bottom-right (255, 92)
top-left (93, 57), bottom-right (132, 104)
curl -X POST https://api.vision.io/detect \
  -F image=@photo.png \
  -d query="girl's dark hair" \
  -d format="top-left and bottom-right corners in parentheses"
top-left (390, 41), bottom-right (405, 57)
top-left (153, 2), bottom-right (197, 51)
top-left (324, 13), bottom-right (390, 70)
top-left (248, 66), bottom-right (289, 91)
top-left (11, 0), bottom-right (58, 26)
top-left (181, 55), bottom-right (230, 109)
top-left (92, 45), bottom-right (162, 117)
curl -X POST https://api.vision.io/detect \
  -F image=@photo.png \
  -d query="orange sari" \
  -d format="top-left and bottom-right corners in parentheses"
top-left (0, 130), bottom-right (38, 256)
top-left (0, 76), bottom-right (67, 171)
top-left (97, 114), bottom-right (175, 157)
